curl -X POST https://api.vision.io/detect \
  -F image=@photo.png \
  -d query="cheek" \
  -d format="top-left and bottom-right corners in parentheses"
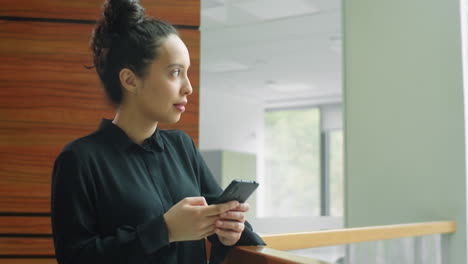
top-left (140, 81), bottom-right (171, 107)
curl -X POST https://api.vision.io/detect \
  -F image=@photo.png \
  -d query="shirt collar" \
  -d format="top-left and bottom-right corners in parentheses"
top-left (98, 119), bottom-right (165, 152)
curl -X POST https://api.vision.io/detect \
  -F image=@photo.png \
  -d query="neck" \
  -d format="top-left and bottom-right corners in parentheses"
top-left (112, 104), bottom-right (158, 145)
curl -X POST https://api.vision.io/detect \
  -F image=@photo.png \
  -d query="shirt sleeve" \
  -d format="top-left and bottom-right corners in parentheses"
top-left (184, 133), bottom-right (266, 264)
top-left (51, 148), bottom-right (174, 264)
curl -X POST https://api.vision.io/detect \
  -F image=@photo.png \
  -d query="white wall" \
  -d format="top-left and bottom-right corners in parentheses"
top-left (462, 0), bottom-right (468, 256)
top-left (343, 0), bottom-right (466, 263)
top-left (199, 88), bottom-right (263, 154)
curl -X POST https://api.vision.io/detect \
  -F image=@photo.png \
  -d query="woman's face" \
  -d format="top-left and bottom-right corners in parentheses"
top-left (133, 34), bottom-right (193, 124)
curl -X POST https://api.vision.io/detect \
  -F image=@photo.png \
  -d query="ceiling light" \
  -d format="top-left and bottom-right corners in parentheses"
top-left (266, 81), bottom-right (313, 92)
top-left (203, 60), bottom-right (250, 73)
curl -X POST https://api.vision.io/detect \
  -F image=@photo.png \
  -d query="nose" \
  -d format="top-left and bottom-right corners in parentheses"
top-left (182, 76), bottom-right (193, 96)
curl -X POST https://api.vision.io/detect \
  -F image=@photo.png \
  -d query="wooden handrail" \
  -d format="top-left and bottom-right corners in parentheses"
top-left (223, 246), bottom-right (333, 264)
top-left (261, 221), bottom-right (456, 251)
top-left (214, 221), bottom-right (456, 264)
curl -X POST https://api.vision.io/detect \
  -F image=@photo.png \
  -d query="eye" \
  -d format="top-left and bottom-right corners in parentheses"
top-left (171, 69), bottom-right (181, 77)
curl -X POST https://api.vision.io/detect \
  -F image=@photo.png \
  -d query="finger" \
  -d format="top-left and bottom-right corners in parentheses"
top-left (215, 220), bottom-right (245, 233)
top-left (219, 211), bottom-right (245, 222)
top-left (202, 201), bottom-right (239, 216)
top-left (215, 228), bottom-right (241, 241)
top-left (183, 197), bottom-right (208, 206)
top-left (233, 203), bottom-right (250, 212)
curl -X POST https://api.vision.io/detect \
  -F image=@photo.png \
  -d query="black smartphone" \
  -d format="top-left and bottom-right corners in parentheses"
top-left (213, 179), bottom-right (259, 204)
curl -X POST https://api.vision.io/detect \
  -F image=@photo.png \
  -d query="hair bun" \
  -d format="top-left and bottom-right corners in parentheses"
top-left (102, 0), bottom-right (145, 34)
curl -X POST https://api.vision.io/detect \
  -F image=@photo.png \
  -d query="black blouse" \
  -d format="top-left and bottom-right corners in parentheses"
top-left (50, 119), bottom-right (264, 264)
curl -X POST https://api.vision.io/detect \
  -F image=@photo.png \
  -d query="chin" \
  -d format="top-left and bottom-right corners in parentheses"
top-left (163, 115), bottom-right (181, 124)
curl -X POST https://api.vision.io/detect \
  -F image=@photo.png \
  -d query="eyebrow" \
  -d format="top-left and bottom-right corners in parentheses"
top-left (166, 63), bottom-right (190, 69)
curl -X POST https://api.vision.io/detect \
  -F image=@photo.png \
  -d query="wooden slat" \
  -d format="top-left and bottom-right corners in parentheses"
top-left (261, 221), bottom-right (457, 251)
top-left (0, 20), bottom-right (200, 212)
top-left (0, 0), bottom-right (200, 26)
top-left (0, 148), bottom-right (54, 213)
top-left (0, 216), bottom-right (51, 234)
top-left (0, 237), bottom-right (54, 255)
top-left (0, 259), bottom-right (57, 264)
top-left (223, 246), bottom-right (331, 264)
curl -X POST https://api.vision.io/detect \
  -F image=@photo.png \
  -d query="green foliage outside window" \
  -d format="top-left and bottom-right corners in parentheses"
top-left (264, 108), bottom-right (321, 217)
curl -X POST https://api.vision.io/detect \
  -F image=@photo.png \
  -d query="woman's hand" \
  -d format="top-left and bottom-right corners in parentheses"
top-left (163, 197), bottom-right (239, 243)
top-left (215, 203), bottom-right (249, 246)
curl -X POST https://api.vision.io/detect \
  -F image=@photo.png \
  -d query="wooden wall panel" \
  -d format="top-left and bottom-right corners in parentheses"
top-left (0, 217), bottom-right (54, 259)
top-left (0, 0), bottom-right (200, 26)
top-left (0, 0), bottom-right (200, 260)
top-left (0, 216), bottom-right (51, 234)
top-left (0, 20), bottom-right (200, 213)
top-left (0, 237), bottom-right (54, 255)
top-left (0, 260), bottom-right (56, 264)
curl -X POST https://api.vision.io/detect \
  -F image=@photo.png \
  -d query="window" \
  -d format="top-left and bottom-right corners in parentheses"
top-left (261, 106), bottom-right (343, 217)
top-left (262, 107), bottom-right (321, 217)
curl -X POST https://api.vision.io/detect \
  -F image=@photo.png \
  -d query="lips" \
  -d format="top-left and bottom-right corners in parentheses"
top-left (174, 100), bottom-right (187, 112)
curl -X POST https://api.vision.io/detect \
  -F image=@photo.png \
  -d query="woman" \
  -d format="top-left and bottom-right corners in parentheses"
top-left (50, 0), bottom-right (265, 263)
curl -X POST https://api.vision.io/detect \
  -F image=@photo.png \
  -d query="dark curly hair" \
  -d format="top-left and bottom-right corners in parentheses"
top-left (91, 0), bottom-right (178, 106)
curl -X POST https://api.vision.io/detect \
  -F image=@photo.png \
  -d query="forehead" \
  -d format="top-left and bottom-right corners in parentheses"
top-left (156, 34), bottom-right (190, 66)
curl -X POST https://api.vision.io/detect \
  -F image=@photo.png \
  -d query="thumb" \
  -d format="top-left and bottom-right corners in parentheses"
top-left (183, 196), bottom-right (208, 206)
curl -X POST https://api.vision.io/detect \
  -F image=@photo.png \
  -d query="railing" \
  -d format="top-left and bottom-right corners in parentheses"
top-left (220, 221), bottom-right (456, 264)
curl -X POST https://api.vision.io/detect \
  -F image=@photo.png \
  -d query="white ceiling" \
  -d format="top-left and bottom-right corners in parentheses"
top-left (200, 0), bottom-right (343, 108)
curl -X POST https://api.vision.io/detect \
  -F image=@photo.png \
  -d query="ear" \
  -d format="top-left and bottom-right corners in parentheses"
top-left (119, 68), bottom-right (140, 94)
